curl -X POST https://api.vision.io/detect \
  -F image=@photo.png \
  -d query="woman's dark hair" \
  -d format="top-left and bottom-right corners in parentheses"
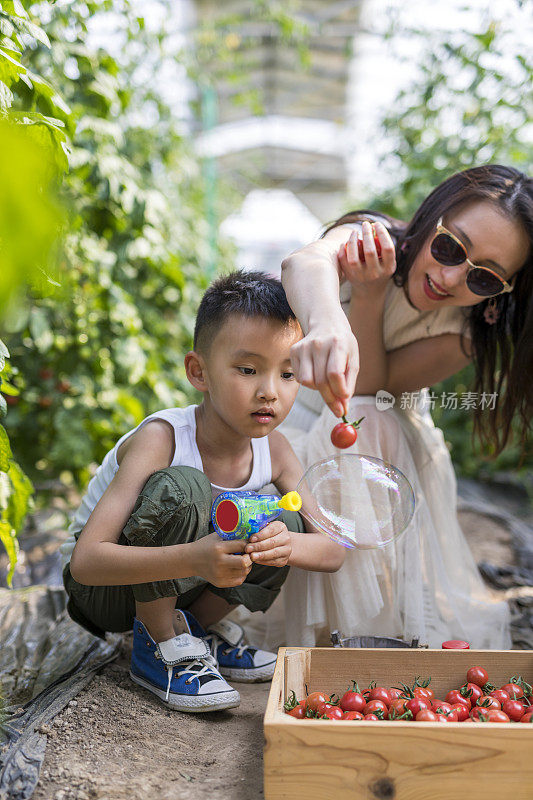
top-left (194, 269), bottom-right (297, 353)
top-left (323, 165), bottom-right (533, 458)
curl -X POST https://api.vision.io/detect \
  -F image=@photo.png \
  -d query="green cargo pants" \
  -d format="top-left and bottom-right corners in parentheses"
top-left (63, 466), bottom-right (304, 639)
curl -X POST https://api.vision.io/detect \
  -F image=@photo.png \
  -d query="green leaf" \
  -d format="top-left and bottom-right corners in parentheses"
top-left (0, 426), bottom-right (12, 471)
top-left (0, 520), bottom-right (18, 587)
top-left (7, 460), bottom-right (33, 532)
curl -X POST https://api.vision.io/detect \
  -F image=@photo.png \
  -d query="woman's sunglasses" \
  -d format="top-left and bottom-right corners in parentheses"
top-left (430, 218), bottom-right (515, 297)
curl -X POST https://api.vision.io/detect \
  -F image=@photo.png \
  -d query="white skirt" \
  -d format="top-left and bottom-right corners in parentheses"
top-left (235, 392), bottom-right (511, 650)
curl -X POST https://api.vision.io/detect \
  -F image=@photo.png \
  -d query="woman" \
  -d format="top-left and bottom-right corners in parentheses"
top-left (271, 165), bottom-right (532, 649)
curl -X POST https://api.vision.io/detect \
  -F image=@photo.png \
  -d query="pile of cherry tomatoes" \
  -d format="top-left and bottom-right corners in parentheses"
top-left (284, 666), bottom-right (533, 723)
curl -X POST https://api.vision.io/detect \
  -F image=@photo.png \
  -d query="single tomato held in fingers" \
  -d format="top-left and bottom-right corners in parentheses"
top-left (357, 223), bottom-right (383, 262)
top-left (330, 415), bottom-right (365, 449)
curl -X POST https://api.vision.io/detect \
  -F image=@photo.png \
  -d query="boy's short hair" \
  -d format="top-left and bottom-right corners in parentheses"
top-left (193, 270), bottom-right (298, 353)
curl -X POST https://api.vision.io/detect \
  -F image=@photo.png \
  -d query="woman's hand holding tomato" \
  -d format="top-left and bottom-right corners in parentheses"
top-left (337, 220), bottom-right (396, 297)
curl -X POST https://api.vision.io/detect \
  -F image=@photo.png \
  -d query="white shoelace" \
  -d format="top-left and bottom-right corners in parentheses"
top-left (162, 653), bottom-right (218, 702)
top-left (206, 633), bottom-right (248, 660)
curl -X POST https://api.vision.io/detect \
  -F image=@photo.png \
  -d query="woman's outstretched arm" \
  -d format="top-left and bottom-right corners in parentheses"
top-left (281, 226), bottom-right (360, 417)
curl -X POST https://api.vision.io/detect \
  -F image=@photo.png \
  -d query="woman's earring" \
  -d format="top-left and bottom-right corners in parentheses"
top-left (483, 297), bottom-right (500, 325)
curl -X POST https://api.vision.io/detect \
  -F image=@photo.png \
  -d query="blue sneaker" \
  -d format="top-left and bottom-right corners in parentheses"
top-left (182, 611), bottom-right (277, 683)
top-left (130, 615), bottom-right (240, 713)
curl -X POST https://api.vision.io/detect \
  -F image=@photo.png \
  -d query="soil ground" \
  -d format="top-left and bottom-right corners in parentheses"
top-left (31, 509), bottom-right (519, 800)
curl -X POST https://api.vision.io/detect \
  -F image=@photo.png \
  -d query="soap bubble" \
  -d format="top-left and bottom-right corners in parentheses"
top-left (296, 454), bottom-right (415, 549)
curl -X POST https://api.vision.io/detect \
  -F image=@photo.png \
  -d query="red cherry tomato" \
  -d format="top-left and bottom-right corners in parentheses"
top-left (287, 703), bottom-right (306, 719)
top-left (406, 697), bottom-right (430, 716)
top-left (489, 689), bottom-right (510, 705)
top-left (340, 687), bottom-right (366, 713)
top-left (502, 698), bottom-right (527, 721)
top-left (389, 698), bottom-right (410, 716)
top-left (486, 709), bottom-right (511, 723)
top-left (316, 701), bottom-right (341, 718)
top-left (451, 703), bottom-right (470, 722)
top-left (305, 692), bottom-right (329, 712)
top-left (323, 705), bottom-right (344, 720)
top-left (431, 701), bottom-right (453, 715)
top-left (343, 710), bottom-right (364, 720)
top-left (475, 696), bottom-right (501, 711)
top-left (501, 683), bottom-right (525, 700)
top-left (470, 707), bottom-right (491, 722)
top-left (363, 714), bottom-right (380, 721)
top-left (446, 689), bottom-right (470, 709)
top-left (330, 422), bottom-right (358, 449)
top-left (363, 700), bottom-right (388, 720)
top-left (520, 711), bottom-right (533, 723)
top-left (414, 686), bottom-right (434, 702)
top-left (357, 225), bottom-right (382, 262)
top-left (415, 709), bottom-right (439, 723)
top-left (388, 687), bottom-right (403, 701)
top-left (368, 686), bottom-right (392, 708)
top-left (466, 666), bottom-right (488, 688)
top-left (461, 682), bottom-right (483, 706)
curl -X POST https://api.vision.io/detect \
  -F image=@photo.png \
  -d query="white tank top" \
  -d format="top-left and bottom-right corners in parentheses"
top-left (61, 404), bottom-right (273, 566)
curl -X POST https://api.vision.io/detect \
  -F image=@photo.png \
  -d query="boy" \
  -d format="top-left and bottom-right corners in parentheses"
top-left (63, 271), bottom-right (344, 712)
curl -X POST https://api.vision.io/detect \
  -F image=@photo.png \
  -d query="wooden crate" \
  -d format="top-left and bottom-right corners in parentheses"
top-left (264, 647), bottom-right (533, 800)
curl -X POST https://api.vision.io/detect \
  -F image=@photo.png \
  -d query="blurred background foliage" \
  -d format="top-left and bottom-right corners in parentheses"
top-left (370, 15), bottom-right (533, 485)
top-left (2, 0), bottom-right (236, 496)
top-left (0, 0), bottom-right (531, 581)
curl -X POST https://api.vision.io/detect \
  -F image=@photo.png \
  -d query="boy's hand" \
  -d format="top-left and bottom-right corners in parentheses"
top-left (191, 533), bottom-right (252, 588)
top-left (244, 521), bottom-right (292, 568)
